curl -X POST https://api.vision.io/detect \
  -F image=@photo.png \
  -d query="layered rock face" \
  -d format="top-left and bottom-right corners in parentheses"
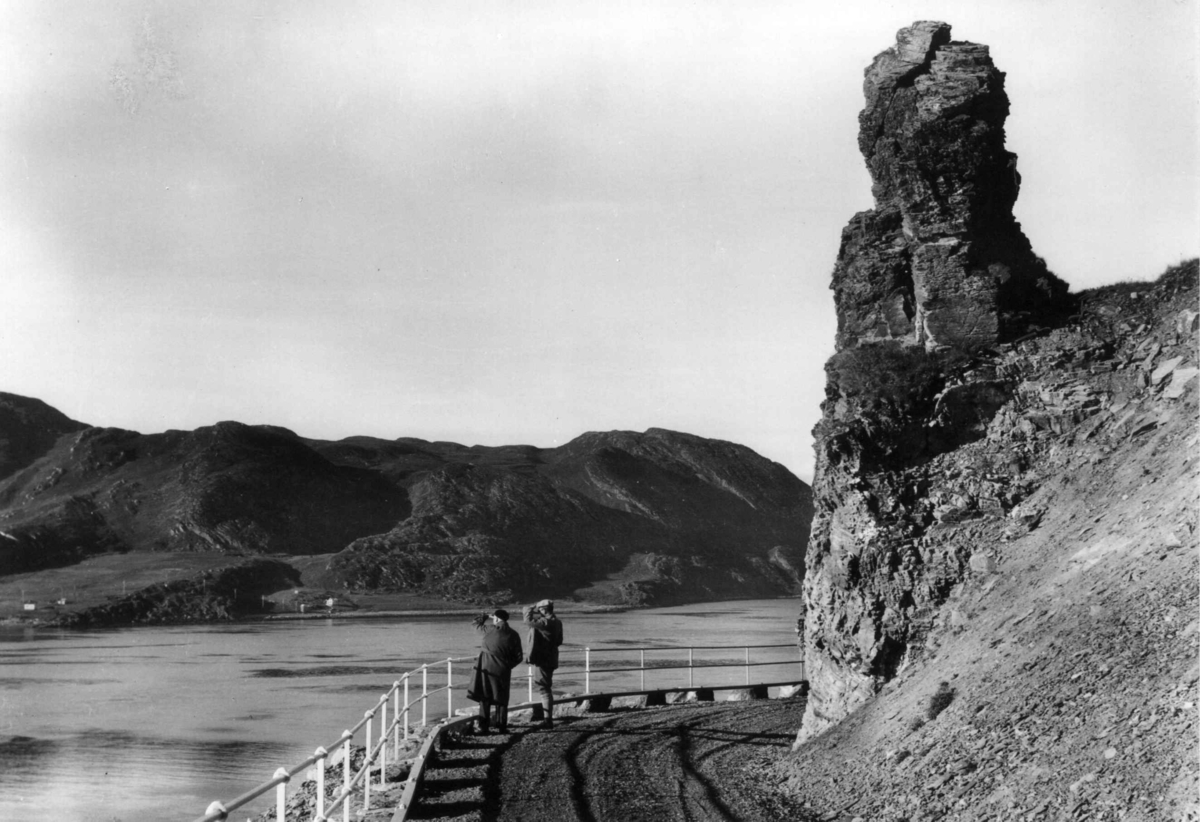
top-left (781, 260), bottom-right (1199, 819)
top-left (799, 22), bottom-right (1075, 743)
top-left (835, 21), bottom-right (1066, 352)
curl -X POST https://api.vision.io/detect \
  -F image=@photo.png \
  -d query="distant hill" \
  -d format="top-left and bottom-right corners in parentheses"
top-left (315, 428), bottom-right (812, 604)
top-left (0, 393), bottom-right (88, 479)
top-left (0, 417), bottom-right (407, 574)
top-left (0, 401), bottom-right (811, 610)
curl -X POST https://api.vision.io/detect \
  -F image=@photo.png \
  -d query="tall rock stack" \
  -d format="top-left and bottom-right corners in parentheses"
top-left (798, 22), bottom-right (1070, 744)
top-left (834, 21), bottom-right (1065, 352)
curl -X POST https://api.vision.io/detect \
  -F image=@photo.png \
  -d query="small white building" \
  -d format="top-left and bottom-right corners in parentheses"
top-left (23, 602), bottom-right (36, 611)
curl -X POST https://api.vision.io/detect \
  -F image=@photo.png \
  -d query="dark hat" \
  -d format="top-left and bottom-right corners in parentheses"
top-left (492, 608), bottom-right (509, 621)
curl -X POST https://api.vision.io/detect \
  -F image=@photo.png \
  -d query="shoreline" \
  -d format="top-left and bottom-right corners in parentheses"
top-left (0, 594), bottom-right (798, 630)
top-left (0, 604), bottom-right (627, 629)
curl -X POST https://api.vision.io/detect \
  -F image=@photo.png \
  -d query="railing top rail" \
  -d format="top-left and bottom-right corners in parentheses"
top-left (347, 709), bottom-right (375, 736)
top-left (393, 656), bottom-right (476, 681)
top-left (575, 659), bottom-right (795, 675)
top-left (582, 642), bottom-right (797, 652)
top-left (193, 766), bottom-right (291, 822)
top-left (323, 728), bottom-right (354, 751)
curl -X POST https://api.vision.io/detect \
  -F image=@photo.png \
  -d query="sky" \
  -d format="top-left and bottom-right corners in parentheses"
top-left (1, 1), bottom-right (1196, 481)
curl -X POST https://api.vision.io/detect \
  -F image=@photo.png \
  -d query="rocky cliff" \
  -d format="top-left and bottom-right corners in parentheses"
top-left (797, 18), bottom-right (1195, 758)
top-left (834, 20), bottom-right (1067, 352)
top-left (784, 258), bottom-right (1198, 818)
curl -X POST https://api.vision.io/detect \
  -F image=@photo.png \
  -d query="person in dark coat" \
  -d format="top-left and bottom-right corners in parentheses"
top-left (523, 599), bottom-right (564, 728)
top-left (466, 608), bottom-right (523, 733)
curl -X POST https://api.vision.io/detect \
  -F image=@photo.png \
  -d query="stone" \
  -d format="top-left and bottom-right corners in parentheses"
top-left (1164, 368), bottom-right (1199, 400)
top-left (583, 695), bottom-right (612, 712)
top-left (969, 552), bottom-right (997, 574)
top-left (1140, 342), bottom-right (1163, 370)
top-left (726, 685), bottom-right (770, 701)
top-left (630, 691), bottom-right (668, 708)
top-left (1178, 309), bottom-right (1199, 334)
top-left (1151, 356), bottom-right (1184, 385)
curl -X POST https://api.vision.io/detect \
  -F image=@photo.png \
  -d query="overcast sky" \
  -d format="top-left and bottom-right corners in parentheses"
top-left (1, 0), bottom-right (1196, 481)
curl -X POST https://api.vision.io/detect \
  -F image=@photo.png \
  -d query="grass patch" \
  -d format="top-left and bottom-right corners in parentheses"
top-left (828, 342), bottom-right (973, 414)
top-left (926, 681), bottom-right (956, 721)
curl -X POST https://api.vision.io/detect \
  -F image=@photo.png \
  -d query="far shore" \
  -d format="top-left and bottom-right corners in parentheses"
top-left (261, 602), bottom-right (631, 621)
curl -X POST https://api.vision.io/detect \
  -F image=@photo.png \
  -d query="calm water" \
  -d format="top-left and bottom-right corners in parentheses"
top-left (0, 599), bottom-right (802, 821)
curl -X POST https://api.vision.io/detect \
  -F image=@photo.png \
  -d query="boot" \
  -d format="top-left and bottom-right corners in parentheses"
top-left (496, 705), bottom-right (509, 733)
top-left (478, 703), bottom-right (492, 734)
top-left (541, 696), bottom-right (554, 729)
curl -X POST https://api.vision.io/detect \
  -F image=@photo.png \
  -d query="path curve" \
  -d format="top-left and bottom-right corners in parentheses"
top-left (410, 697), bottom-right (814, 822)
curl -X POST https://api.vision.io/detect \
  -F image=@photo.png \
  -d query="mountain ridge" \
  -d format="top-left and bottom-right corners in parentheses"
top-left (0, 401), bottom-right (811, 619)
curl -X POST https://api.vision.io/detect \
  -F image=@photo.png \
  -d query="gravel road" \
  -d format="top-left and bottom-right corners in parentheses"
top-left (410, 697), bottom-right (814, 822)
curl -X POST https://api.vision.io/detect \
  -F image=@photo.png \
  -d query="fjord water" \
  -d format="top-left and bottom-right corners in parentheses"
top-left (0, 599), bottom-right (801, 822)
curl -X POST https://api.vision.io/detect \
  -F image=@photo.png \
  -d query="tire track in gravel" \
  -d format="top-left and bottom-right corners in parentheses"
top-left (485, 698), bottom-right (814, 822)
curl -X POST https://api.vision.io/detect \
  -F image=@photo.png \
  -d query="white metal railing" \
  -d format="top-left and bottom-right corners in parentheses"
top-left (190, 642), bottom-right (802, 822)
top-left (563, 642), bottom-right (801, 696)
top-left (191, 655), bottom-right (472, 822)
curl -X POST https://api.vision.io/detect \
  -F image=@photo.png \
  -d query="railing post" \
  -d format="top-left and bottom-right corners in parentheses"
top-left (380, 695), bottom-right (388, 787)
top-left (404, 675), bottom-right (411, 741)
top-left (342, 732), bottom-right (351, 822)
top-left (744, 647), bottom-right (750, 685)
top-left (394, 681), bottom-right (402, 757)
top-left (640, 649), bottom-right (645, 691)
top-left (315, 747), bottom-right (327, 819)
top-left (364, 710), bottom-right (373, 810)
top-left (528, 664), bottom-right (533, 703)
top-left (688, 647), bottom-right (694, 688)
top-left (585, 647), bottom-right (591, 693)
top-left (421, 665), bottom-right (428, 726)
top-left (447, 657), bottom-right (453, 720)
top-left (273, 767), bottom-right (288, 822)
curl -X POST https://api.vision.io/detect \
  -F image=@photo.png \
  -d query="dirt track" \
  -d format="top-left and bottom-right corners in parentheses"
top-left (410, 697), bottom-right (814, 822)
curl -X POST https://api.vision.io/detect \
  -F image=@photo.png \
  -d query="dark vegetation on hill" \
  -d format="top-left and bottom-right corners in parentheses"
top-left (0, 393), bottom-right (87, 480)
top-left (0, 420), bottom-right (407, 574)
top-left (320, 429), bottom-right (809, 605)
top-left (52, 558), bottom-right (300, 627)
top-left (0, 403), bottom-right (811, 622)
